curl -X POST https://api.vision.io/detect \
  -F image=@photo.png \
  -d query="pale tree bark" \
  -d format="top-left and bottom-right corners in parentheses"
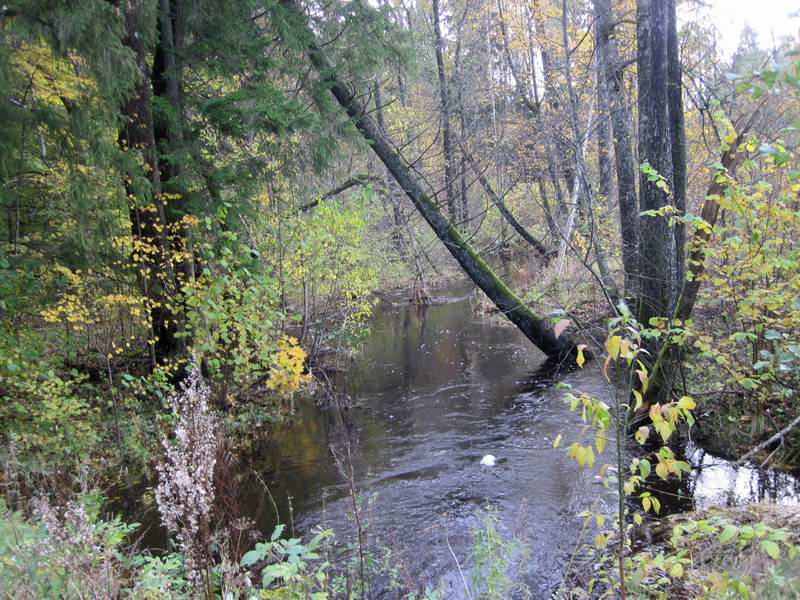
top-left (555, 102), bottom-right (593, 275)
top-left (594, 0), bottom-right (640, 297)
top-left (532, 3), bottom-right (575, 196)
top-left (505, 1), bottom-right (567, 240)
top-left (452, 2), bottom-right (470, 226)
top-left (497, 0), bottom-right (539, 114)
top-left (283, 0), bottom-right (580, 360)
top-left (559, 0), bottom-right (617, 298)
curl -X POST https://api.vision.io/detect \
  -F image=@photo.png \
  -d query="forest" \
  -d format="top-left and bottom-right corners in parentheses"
top-left (1, 0), bottom-right (799, 597)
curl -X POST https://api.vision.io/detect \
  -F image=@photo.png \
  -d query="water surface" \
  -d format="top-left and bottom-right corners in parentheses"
top-left (128, 288), bottom-right (799, 598)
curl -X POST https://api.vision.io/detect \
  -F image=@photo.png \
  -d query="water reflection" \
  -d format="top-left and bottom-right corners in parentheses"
top-left (688, 444), bottom-right (800, 508)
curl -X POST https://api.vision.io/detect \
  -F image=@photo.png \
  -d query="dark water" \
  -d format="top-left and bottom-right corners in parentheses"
top-left (125, 288), bottom-right (800, 598)
top-left (239, 292), bottom-right (616, 598)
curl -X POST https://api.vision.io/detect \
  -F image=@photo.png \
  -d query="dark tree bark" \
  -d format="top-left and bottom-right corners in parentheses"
top-left (152, 0), bottom-right (184, 201)
top-left (284, 0), bottom-right (580, 360)
top-left (594, 0), bottom-right (640, 297)
top-left (298, 174), bottom-right (385, 213)
top-left (536, 175), bottom-right (560, 241)
top-left (595, 48), bottom-right (614, 208)
top-left (636, 0), bottom-right (676, 324)
top-left (458, 94), bottom-right (469, 225)
top-left (119, 0), bottom-right (176, 365)
top-left (152, 0), bottom-right (194, 356)
top-left (667, 0), bottom-right (688, 289)
top-left (432, 0), bottom-right (458, 223)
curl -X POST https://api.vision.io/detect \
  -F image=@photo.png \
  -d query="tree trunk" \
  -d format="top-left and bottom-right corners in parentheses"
top-left (536, 176), bottom-right (560, 241)
top-left (285, 0), bottom-right (579, 360)
top-left (636, 0), bottom-right (676, 324)
top-left (594, 0), bottom-right (640, 297)
top-left (497, 0), bottom-right (539, 114)
top-left (667, 0), bottom-right (687, 289)
top-left (152, 0), bottom-right (194, 356)
top-left (560, 0), bottom-right (617, 298)
top-left (458, 88), bottom-right (469, 226)
top-left (432, 0), bottom-right (458, 223)
top-left (595, 46), bottom-right (614, 209)
top-left (677, 138), bottom-right (745, 321)
top-left (119, 0), bottom-right (175, 366)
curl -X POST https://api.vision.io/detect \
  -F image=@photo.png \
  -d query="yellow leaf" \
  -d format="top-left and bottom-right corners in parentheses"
top-left (595, 432), bottom-right (606, 455)
top-left (605, 335), bottom-right (621, 360)
top-left (576, 344), bottom-right (587, 368)
top-left (677, 396), bottom-right (696, 410)
top-left (635, 426), bottom-right (649, 445)
top-left (655, 462), bottom-right (669, 480)
top-left (552, 434), bottom-right (562, 449)
top-left (633, 390), bottom-right (643, 411)
top-left (637, 369), bottom-right (649, 393)
top-left (575, 446), bottom-right (586, 466)
top-left (649, 403), bottom-right (663, 423)
top-left (670, 562), bottom-right (684, 578)
top-left (596, 514), bottom-right (606, 527)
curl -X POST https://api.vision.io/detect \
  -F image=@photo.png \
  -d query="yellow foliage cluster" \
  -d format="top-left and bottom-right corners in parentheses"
top-left (40, 266), bottom-right (91, 329)
top-left (11, 42), bottom-right (92, 107)
top-left (266, 336), bottom-right (311, 399)
top-left (39, 265), bottom-right (151, 358)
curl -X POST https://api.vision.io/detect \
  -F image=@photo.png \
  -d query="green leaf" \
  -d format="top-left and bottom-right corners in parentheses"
top-left (241, 548), bottom-right (262, 567)
top-left (719, 525), bottom-right (738, 544)
top-left (761, 539), bottom-right (781, 560)
top-left (271, 523), bottom-right (285, 542)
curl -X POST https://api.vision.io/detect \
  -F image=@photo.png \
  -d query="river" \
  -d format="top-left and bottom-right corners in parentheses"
top-left (124, 287), bottom-right (800, 598)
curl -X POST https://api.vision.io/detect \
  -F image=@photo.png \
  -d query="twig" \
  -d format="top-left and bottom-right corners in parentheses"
top-left (444, 525), bottom-right (474, 600)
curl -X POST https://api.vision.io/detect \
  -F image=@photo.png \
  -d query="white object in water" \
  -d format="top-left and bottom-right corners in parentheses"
top-left (480, 454), bottom-right (497, 467)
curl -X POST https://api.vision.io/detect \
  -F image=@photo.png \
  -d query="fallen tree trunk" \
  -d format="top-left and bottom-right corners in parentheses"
top-left (281, 0), bottom-right (579, 360)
